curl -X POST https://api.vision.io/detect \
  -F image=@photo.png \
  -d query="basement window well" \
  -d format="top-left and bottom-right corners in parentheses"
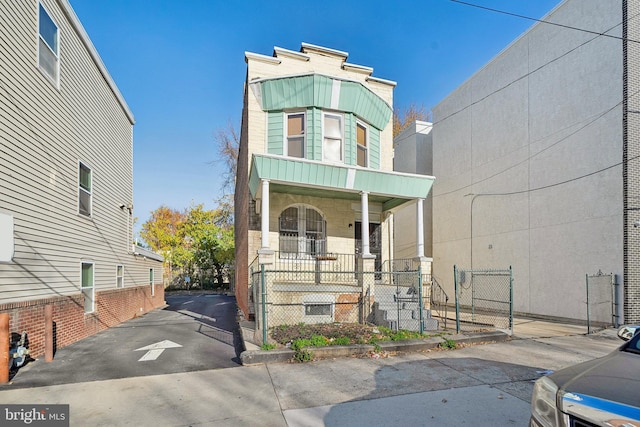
top-left (302, 294), bottom-right (335, 323)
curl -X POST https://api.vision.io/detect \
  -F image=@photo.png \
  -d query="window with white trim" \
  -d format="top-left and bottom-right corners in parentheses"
top-left (286, 112), bottom-right (305, 158)
top-left (323, 113), bottom-right (343, 163)
top-left (356, 121), bottom-right (368, 167)
top-left (116, 265), bottom-right (124, 288)
top-left (81, 262), bottom-right (94, 313)
top-left (279, 205), bottom-right (326, 255)
top-left (149, 268), bottom-right (155, 296)
top-left (38, 3), bottom-right (59, 84)
top-left (79, 162), bottom-right (92, 217)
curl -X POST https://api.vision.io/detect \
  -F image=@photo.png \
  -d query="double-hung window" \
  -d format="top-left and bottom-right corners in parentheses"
top-left (38, 3), bottom-right (59, 84)
top-left (116, 265), bottom-right (124, 288)
top-left (356, 122), bottom-right (368, 167)
top-left (286, 113), bottom-right (305, 158)
top-left (323, 113), bottom-right (343, 163)
top-left (79, 162), bottom-right (92, 217)
top-left (81, 262), bottom-right (94, 313)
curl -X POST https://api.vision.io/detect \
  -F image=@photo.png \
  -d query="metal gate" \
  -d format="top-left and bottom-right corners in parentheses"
top-left (453, 266), bottom-right (513, 334)
top-left (586, 270), bottom-right (618, 333)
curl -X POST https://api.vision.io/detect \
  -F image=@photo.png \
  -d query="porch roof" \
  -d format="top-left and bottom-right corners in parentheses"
top-left (249, 154), bottom-right (435, 211)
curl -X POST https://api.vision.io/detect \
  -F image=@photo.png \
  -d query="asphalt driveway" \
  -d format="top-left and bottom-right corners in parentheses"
top-left (4, 293), bottom-right (242, 388)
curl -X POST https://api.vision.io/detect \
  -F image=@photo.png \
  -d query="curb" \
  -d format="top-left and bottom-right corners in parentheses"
top-left (239, 330), bottom-right (509, 365)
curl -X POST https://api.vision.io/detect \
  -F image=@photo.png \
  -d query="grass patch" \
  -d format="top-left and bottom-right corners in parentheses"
top-left (439, 338), bottom-right (457, 349)
top-left (331, 337), bottom-right (351, 346)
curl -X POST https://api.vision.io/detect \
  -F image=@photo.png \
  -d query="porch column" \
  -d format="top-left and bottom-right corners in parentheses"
top-left (361, 191), bottom-right (371, 256)
top-left (261, 179), bottom-right (270, 249)
top-left (416, 198), bottom-right (425, 258)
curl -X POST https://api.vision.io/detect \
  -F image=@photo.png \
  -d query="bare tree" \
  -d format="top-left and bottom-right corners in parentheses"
top-left (214, 119), bottom-right (239, 196)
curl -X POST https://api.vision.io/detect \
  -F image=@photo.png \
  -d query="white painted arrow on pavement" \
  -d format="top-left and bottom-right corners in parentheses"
top-left (135, 340), bottom-right (182, 362)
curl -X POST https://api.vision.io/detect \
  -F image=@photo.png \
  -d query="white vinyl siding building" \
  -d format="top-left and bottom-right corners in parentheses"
top-left (0, 0), bottom-right (164, 358)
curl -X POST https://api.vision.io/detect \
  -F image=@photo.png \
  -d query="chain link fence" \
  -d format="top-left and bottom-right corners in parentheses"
top-left (249, 257), bottom-right (439, 345)
top-left (453, 266), bottom-right (513, 333)
top-left (372, 271), bottom-right (437, 333)
top-left (586, 270), bottom-right (618, 333)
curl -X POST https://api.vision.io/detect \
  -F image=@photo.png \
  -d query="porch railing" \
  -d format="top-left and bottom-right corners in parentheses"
top-left (269, 251), bottom-right (357, 284)
top-left (278, 234), bottom-right (326, 255)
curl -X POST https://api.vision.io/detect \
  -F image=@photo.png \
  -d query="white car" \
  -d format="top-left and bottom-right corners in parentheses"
top-left (530, 325), bottom-right (640, 427)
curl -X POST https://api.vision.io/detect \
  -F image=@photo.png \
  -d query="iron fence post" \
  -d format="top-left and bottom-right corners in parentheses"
top-left (261, 263), bottom-right (267, 345)
top-left (418, 265), bottom-right (424, 334)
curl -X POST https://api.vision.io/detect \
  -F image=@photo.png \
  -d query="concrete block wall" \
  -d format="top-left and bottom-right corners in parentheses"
top-left (431, 0), bottom-right (624, 321)
top-left (624, 0), bottom-right (640, 323)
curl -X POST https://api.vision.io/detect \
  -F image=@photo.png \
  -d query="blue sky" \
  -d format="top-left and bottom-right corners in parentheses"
top-left (69, 0), bottom-right (560, 235)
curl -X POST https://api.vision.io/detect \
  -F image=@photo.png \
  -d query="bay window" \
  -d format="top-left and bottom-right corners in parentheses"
top-left (323, 113), bottom-right (343, 163)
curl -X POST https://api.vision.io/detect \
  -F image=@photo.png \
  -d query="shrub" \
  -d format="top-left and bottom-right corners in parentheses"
top-left (439, 338), bottom-right (457, 349)
top-left (331, 337), bottom-right (350, 346)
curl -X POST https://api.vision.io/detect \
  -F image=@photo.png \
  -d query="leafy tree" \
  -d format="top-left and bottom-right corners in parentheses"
top-left (393, 103), bottom-right (432, 138)
top-left (140, 205), bottom-right (184, 253)
top-left (140, 206), bottom-right (188, 279)
top-left (182, 204), bottom-right (234, 287)
top-left (141, 203), bottom-right (234, 288)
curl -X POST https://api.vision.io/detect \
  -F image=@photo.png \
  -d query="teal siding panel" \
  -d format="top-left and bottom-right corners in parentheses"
top-left (309, 107), bottom-right (322, 161)
top-left (338, 81), bottom-right (392, 130)
top-left (258, 75), bottom-right (392, 131)
top-left (249, 159), bottom-right (261, 197)
top-left (313, 75), bottom-right (333, 109)
top-left (353, 169), bottom-right (433, 198)
top-left (344, 113), bottom-right (355, 166)
top-left (250, 154), bottom-right (434, 200)
top-left (369, 127), bottom-right (380, 169)
top-left (267, 111), bottom-right (283, 155)
top-left (262, 77), bottom-right (313, 110)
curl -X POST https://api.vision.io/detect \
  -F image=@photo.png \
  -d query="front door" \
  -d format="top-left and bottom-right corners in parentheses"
top-left (355, 222), bottom-right (382, 272)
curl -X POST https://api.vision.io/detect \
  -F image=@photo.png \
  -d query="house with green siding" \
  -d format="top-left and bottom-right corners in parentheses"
top-left (235, 43), bottom-right (436, 342)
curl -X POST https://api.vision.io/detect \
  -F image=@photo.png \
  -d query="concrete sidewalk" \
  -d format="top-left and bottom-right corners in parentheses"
top-left (0, 319), bottom-right (621, 426)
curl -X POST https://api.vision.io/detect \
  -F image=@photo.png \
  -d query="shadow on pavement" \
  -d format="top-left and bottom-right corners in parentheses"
top-left (1, 293), bottom-right (244, 389)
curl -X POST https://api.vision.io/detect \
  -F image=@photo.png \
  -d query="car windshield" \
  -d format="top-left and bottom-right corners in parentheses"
top-left (624, 330), bottom-right (640, 354)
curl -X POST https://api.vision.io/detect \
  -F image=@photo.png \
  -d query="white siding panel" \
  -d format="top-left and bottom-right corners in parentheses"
top-left (0, 0), bottom-right (161, 305)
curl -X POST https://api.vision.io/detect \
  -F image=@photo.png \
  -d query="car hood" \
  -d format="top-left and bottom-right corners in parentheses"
top-left (550, 349), bottom-right (640, 409)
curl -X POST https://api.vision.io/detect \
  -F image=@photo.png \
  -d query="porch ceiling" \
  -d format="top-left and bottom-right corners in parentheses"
top-left (249, 154), bottom-right (435, 211)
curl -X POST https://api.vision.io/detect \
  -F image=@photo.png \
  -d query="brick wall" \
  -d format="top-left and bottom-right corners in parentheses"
top-left (0, 284), bottom-right (165, 359)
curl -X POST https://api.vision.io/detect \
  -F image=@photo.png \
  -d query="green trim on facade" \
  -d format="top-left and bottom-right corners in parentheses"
top-left (369, 127), bottom-right (380, 169)
top-left (338, 80), bottom-right (391, 130)
top-left (308, 107), bottom-right (322, 160)
top-left (267, 111), bottom-right (283, 155)
top-left (249, 154), bottom-right (434, 208)
top-left (254, 74), bottom-right (392, 130)
top-left (344, 113), bottom-right (355, 166)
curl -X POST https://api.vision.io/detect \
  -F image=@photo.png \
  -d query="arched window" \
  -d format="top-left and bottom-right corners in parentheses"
top-left (279, 205), bottom-right (326, 255)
